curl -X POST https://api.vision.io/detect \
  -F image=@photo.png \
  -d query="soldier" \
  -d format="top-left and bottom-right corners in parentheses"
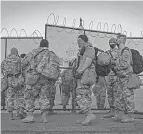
top-left (61, 61), bottom-right (75, 111)
top-left (1, 48), bottom-right (23, 120)
top-left (113, 34), bottom-right (135, 123)
top-left (74, 34), bottom-right (96, 125)
top-left (22, 39), bottom-right (56, 123)
top-left (15, 53), bottom-right (27, 119)
top-left (103, 38), bottom-right (119, 118)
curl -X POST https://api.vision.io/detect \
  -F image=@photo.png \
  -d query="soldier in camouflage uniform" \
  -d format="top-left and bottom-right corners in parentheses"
top-left (60, 61), bottom-right (77, 111)
top-left (103, 38), bottom-right (119, 118)
top-left (1, 48), bottom-right (24, 120)
top-left (22, 39), bottom-right (55, 123)
top-left (74, 35), bottom-right (96, 125)
top-left (15, 53), bottom-right (27, 119)
top-left (113, 34), bottom-right (135, 123)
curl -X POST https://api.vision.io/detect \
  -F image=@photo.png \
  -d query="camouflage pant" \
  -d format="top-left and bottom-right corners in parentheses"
top-left (106, 76), bottom-right (118, 108)
top-left (24, 75), bottom-right (55, 113)
top-left (114, 77), bottom-right (135, 113)
top-left (61, 93), bottom-right (70, 106)
top-left (95, 76), bottom-right (106, 109)
top-left (76, 85), bottom-right (92, 115)
top-left (61, 83), bottom-right (71, 106)
top-left (7, 77), bottom-right (25, 112)
top-left (49, 85), bottom-right (56, 109)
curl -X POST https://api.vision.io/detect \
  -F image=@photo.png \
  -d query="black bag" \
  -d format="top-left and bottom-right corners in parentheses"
top-left (121, 47), bottom-right (143, 74)
top-left (95, 48), bottom-right (111, 76)
top-left (95, 63), bottom-right (111, 76)
top-left (79, 46), bottom-right (111, 77)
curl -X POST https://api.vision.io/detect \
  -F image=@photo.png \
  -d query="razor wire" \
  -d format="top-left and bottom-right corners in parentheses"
top-left (46, 13), bottom-right (143, 46)
top-left (1, 28), bottom-right (43, 61)
top-left (1, 28), bottom-right (43, 44)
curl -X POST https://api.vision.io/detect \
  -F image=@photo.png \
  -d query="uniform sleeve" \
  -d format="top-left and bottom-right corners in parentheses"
top-left (22, 52), bottom-right (33, 68)
top-left (117, 50), bottom-right (131, 70)
top-left (83, 47), bottom-right (95, 60)
top-left (1, 60), bottom-right (5, 76)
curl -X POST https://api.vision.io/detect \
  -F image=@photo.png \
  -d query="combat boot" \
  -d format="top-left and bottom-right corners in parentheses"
top-left (16, 108), bottom-right (20, 117)
top-left (41, 111), bottom-right (48, 123)
top-left (112, 110), bottom-right (125, 122)
top-left (82, 113), bottom-right (96, 125)
top-left (18, 107), bottom-right (26, 119)
top-left (121, 113), bottom-right (135, 123)
top-left (103, 108), bottom-right (115, 118)
top-left (22, 112), bottom-right (34, 123)
top-left (78, 109), bottom-right (84, 114)
top-left (8, 111), bottom-right (14, 120)
top-left (48, 108), bottom-right (57, 115)
top-left (63, 105), bottom-right (66, 111)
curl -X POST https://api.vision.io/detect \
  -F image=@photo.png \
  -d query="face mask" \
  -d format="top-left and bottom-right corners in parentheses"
top-left (110, 45), bottom-right (115, 49)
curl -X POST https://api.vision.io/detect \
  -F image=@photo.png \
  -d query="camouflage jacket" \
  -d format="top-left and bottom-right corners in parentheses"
top-left (115, 47), bottom-right (133, 77)
top-left (22, 47), bottom-right (48, 72)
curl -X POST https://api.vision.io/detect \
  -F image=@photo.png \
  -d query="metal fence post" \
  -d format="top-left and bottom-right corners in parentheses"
top-left (84, 30), bottom-right (85, 35)
top-left (45, 24), bottom-right (47, 40)
top-left (71, 78), bottom-right (76, 113)
top-left (5, 38), bottom-right (7, 58)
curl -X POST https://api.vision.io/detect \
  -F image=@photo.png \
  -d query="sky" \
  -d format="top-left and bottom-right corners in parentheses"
top-left (1, 1), bottom-right (143, 37)
top-left (1, 1), bottom-right (143, 60)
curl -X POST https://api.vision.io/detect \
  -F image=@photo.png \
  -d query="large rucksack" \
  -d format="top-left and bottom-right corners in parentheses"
top-left (94, 47), bottom-right (111, 76)
top-left (36, 50), bottom-right (60, 80)
top-left (4, 55), bottom-right (21, 75)
top-left (121, 47), bottom-right (143, 74)
top-left (95, 62), bottom-right (111, 76)
top-left (79, 46), bottom-right (111, 77)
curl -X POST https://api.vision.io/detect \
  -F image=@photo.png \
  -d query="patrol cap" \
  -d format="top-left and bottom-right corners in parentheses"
top-left (40, 39), bottom-right (49, 48)
top-left (78, 35), bottom-right (88, 43)
top-left (109, 38), bottom-right (117, 45)
top-left (11, 47), bottom-right (18, 55)
top-left (20, 53), bottom-right (26, 58)
top-left (117, 33), bottom-right (126, 39)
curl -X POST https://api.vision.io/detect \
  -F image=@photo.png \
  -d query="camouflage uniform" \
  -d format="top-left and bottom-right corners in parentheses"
top-left (15, 57), bottom-right (27, 113)
top-left (6, 78), bottom-right (18, 112)
top-left (114, 48), bottom-right (135, 113)
top-left (106, 71), bottom-right (118, 108)
top-left (1, 48), bottom-right (24, 113)
top-left (49, 82), bottom-right (56, 110)
top-left (95, 76), bottom-right (106, 109)
top-left (24, 75), bottom-right (54, 113)
top-left (15, 84), bottom-right (25, 111)
top-left (61, 83), bottom-right (72, 106)
top-left (61, 68), bottom-right (74, 106)
top-left (22, 47), bottom-right (55, 113)
top-left (76, 43), bottom-right (96, 115)
top-left (106, 48), bottom-right (119, 108)
top-left (6, 76), bottom-right (25, 113)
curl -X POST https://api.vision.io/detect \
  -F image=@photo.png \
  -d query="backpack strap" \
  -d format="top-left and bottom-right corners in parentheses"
top-left (28, 48), bottom-right (48, 70)
top-left (121, 47), bottom-right (133, 65)
top-left (76, 45), bottom-right (94, 70)
top-left (33, 48), bottom-right (48, 59)
top-left (106, 50), bottom-right (117, 75)
top-left (107, 50), bottom-right (113, 58)
top-left (121, 47), bottom-right (130, 55)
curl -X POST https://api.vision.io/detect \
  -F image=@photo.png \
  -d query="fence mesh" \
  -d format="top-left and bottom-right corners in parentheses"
top-left (1, 38), bottom-right (43, 62)
top-left (45, 24), bottom-right (143, 112)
